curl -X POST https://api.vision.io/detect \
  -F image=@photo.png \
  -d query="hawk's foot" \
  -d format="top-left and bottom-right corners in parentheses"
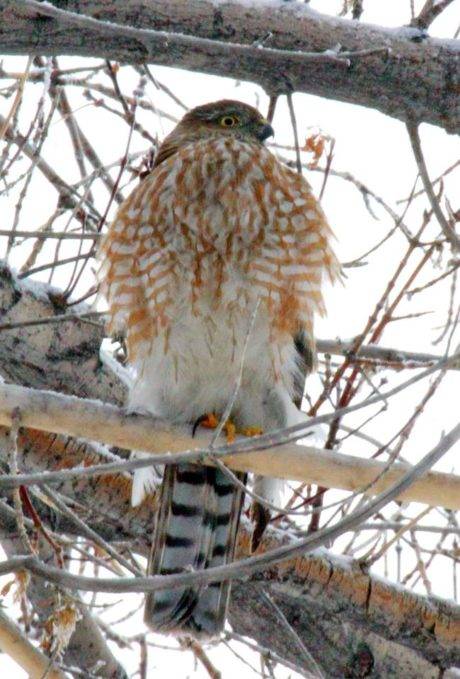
top-left (192, 415), bottom-right (262, 443)
top-left (192, 412), bottom-right (236, 443)
top-left (192, 412), bottom-right (218, 437)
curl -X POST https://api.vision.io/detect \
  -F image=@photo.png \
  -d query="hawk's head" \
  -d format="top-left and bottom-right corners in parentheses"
top-left (154, 99), bottom-right (274, 167)
top-left (180, 100), bottom-right (274, 143)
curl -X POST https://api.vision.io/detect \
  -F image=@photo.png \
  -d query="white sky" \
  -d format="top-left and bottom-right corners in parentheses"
top-left (1, 0), bottom-right (459, 676)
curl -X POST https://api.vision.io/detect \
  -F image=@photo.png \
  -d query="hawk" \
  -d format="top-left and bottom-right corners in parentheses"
top-left (100, 100), bottom-right (339, 637)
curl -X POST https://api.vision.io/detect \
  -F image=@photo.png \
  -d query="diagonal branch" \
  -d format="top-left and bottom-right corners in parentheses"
top-left (410, 0), bottom-right (457, 30)
top-left (0, 606), bottom-right (66, 679)
top-left (406, 120), bottom-right (460, 250)
top-left (1, 416), bottom-right (460, 592)
top-left (0, 426), bottom-right (458, 672)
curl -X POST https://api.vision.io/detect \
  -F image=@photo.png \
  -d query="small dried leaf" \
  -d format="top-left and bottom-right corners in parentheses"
top-left (303, 133), bottom-right (327, 168)
top-left (44, 602), bottom-right (82, 657)
top-left (1, 578), bottom-right (15, 597)
top-left (13, 570), bottom-right (30, 602)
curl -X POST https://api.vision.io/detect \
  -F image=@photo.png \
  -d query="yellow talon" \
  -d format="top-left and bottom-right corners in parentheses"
top-left (200, 413), bottom-right (219, 429)
top-left (224, 421), bottom-right (236, 443)
top-left (196, 415), bottom-right (261, 443)
top-left (241, 426), bottom-right (263, 437)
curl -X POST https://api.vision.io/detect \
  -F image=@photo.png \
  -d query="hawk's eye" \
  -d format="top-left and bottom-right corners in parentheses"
top-left (219, 115), bottom-right (240, 128)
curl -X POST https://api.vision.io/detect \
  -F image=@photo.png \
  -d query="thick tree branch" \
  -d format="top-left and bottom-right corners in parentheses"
top-left (231, 521), bottom-right (460, 674)
top-left (229, 550), bottom-right (460, 676)
top-left (1, 413), bottom-right (460, 595)
top-left (2, 0), bottom-right (459, 133)
top-left (1, 381), bottom-right (460, 510)
top-left (0, 261), bottom-right (123, 402)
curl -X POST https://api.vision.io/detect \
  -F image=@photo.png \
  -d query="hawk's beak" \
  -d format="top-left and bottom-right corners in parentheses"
top-left (256, 121), bottom-right (274, 142)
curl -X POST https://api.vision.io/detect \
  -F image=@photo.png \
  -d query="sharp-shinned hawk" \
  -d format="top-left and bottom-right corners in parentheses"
top-left (100, 99), bottom-right (339, 637)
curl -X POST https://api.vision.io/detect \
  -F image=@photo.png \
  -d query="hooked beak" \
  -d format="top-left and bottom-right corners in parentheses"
top-left (256, 121), bottom-right (274, 142)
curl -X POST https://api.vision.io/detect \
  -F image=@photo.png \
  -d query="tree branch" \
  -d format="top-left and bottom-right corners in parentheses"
top-left (229, 545), bottom-right (460, 676)
top-left (1, 536), bottom-right (129, 679)
top-left (1, 409), bottom-right (460, 596)
top-left (0, 261), bottom-right (123, 403)
top-left (0, 605), bottom-right (66, 679)
top-left (2, 0), bottom-right (459, 132)
top-left (316, 337), bottom-right (460, 370)
top-left (1, 381), bottom-right (460, 510)
top-left (406, 119), bottom-right (460, 250)
top-left (410, 0), bottom-right (457, 30)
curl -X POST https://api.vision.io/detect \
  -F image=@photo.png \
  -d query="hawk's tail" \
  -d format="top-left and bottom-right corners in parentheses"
top-left (145, 464), bottom-right (245, 638)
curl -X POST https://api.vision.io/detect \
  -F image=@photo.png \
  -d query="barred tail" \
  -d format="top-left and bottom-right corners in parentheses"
top-left (144, 463), bottom-right (245, 638)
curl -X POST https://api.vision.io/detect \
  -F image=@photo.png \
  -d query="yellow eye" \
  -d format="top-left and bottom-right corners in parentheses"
top-left (220, 115), bottom-right (239, 128)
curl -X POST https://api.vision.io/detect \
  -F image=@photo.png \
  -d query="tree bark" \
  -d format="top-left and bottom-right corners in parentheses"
top-left (1, 0), bottom-right (459, 133)
top-left (0, 261), bottom-right (123, 403)
top-left (232, 523), bottom-right (460, 677)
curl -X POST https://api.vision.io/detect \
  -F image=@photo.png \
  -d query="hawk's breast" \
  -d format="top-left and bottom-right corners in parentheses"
top-left (100, 137), bottom-right (339, 363)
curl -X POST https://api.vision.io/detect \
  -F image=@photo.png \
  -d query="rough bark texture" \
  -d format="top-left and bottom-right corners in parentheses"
top-left (1, 0), bottom-right (459, 133)
top-left (0, 262), bottom-right (459, 676)
top-left (0, 262), bottom-right (123, 403)
top-left (231, 533), bottom-right (460, 677)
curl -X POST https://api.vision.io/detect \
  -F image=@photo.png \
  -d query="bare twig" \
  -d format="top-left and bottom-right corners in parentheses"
top-left (210, 298), bottom-right (260, 445)
top-left (0, 56), bottom-right (31, 141)
top-left (259, 589), bottom-right (324, 678)
top-left (179, 638), bottom-right (222, 679)
top-left (8, 408), bottom-right (35, 554)
top-left (0, 112), bottom-right (101, 224)
top-left (286, 92), bottom-right (302, 175)
top-left (410, 0), bottom-right (456, 29)
top-left (406, 120), bottom-right (460, 250)
top-left (40, 485), bottom-right (143, 576)
top-left (0, 229), bottom-right (100, 240)
top-left (0, 311), bottom-right (104, 333)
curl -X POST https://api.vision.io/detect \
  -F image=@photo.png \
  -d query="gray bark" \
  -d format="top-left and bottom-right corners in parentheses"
top-left (230, 584), bottom-right (449, 678)
top-left (1, 0), bottom-right (459, 133)
top-left (0, 261), bottom-right (123, 403)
